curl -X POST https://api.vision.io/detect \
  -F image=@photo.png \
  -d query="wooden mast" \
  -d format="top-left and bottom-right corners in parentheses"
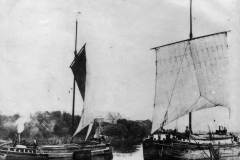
top-left (72, 20), bottom-right (78, 136)
top-left (189, 0), bottom-right (193, 133)
top-left (189, 0), bottom-right (193, 39)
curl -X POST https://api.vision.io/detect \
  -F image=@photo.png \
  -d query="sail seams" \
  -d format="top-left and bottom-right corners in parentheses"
top-left (151, 32), bottom-right (229, 132)
top-left (151, 31), bottom-right (230, 50)
top-left (70, 43), bottom-right (86, 67)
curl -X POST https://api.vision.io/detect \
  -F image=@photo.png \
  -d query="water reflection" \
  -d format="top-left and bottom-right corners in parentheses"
top-left (92, 144), bottom-right (240, 160)
top-left (91, 145), bottom-right (143, 160)
top-left (113, 145), bottom-right (143, 160)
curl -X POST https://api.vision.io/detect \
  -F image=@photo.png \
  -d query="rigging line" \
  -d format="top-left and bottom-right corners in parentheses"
top-left (166, 42), bottom-right (189, 107)
top-left (164, 95), bottom-right (202, 126)
top-left (161, 42), bottom-right (189, 126)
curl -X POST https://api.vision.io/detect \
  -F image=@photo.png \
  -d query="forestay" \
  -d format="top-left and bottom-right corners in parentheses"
top-left (151, 32), bottom-right (229, 133)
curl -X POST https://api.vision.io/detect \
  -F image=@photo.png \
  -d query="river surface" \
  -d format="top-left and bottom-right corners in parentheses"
top-left (94, 144), bottom-right (240, 160)
top-left (113, 145), bottom-right (143, 160)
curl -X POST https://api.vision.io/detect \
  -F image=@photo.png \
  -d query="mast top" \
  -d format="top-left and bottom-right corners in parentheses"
top-left (74, 20), bottom-right (78, 56)
top-left (189, 0), bottom-right (193, 39)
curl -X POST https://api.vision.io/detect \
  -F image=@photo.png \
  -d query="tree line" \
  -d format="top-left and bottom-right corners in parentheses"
top-left (0, 111), bottom-right (151, 149)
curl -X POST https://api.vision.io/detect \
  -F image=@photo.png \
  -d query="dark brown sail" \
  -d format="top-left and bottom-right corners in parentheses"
top-left (70, 44), bottom-right (86, 100)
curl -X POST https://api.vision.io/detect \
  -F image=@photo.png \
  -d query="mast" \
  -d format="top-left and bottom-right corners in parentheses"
top-left (154, 51), bottom-right (159, 130)
top-left (189, 0), bottom-right (193, 39)
top-left (72, 20), bottom-right (78, 136)
top-left (189, 0), bottom-right (193, 133)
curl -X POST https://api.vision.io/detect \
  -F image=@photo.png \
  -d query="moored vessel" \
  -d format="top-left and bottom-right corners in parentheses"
top-left (39, 21), bottom-right (113, 160)
top-left (0, 141), bottom-right (48, 160)
top-left (143, 0), bottom-right (240, 159)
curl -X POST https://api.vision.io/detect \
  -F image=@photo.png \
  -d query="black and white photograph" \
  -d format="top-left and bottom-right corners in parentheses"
top-left (0, 0), bottom-right (240, 159)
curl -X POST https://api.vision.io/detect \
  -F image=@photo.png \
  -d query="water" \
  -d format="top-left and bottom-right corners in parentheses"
top-left (91, 145), bottom-right (143, 160)
top-left (113, 145), bottom-right (143, 160)
top-left (99, 144), bottom-right (240, 160)
top-left (113, 147), bottom-right (240, 160)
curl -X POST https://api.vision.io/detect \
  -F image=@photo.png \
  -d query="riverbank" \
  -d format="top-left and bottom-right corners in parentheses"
top-left (0, 111), bottom-right (151, 151)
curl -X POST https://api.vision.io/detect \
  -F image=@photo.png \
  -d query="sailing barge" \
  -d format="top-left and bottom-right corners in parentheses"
top-left (39, 21), bottom-right (113, 160)
top-left (143, 0), bottom-right (240, 160)
top-left (69, 20), bottom-right (113, 159)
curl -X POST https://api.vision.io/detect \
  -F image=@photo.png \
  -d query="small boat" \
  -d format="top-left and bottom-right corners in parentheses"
top-left (0, 142), bottom-right (48, 160)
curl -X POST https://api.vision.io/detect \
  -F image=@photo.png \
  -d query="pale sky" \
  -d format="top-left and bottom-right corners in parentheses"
top-left (0, 0), bottom-right (240, 131)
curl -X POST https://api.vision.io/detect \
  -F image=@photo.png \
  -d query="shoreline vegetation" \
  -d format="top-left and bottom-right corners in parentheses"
top-left (0, 111), bottom-right (151, 152)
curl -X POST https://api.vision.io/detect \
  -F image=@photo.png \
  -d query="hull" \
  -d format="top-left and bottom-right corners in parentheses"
top-left (0, 147), bottom-right (48, 160)
top-left (91, 146), bottom-right (112, 157)
top-left (143, 139), bottom-right (240, 160)
top-left (73, 147), bottom-right (112, 160)
top-left (40, 143), bottom-right (113, 160)
top-left (39, 144), bottom-right (78, 159)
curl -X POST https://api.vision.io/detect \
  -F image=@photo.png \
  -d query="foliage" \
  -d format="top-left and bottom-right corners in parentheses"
top-left (0, 112), bottom-right (152, 149)
top-left (0, 111), bottom-right (80, 140)
top-left (102, 119), bottom-right (152, 150)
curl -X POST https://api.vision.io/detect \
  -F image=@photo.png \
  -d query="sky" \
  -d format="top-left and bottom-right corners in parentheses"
top-left (0, 0), bottom-right (240, 131)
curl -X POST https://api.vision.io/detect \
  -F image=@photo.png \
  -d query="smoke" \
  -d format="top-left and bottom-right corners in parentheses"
top-left (15, 115), bottom-right (30, 133)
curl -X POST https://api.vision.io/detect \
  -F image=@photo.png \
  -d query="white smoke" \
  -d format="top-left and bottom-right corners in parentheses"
top-left (15, 115), bottom-right (30, 133)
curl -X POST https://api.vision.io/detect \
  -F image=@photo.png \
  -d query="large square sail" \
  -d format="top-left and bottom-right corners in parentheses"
top-left (151, 32), bottom-right (229, 133)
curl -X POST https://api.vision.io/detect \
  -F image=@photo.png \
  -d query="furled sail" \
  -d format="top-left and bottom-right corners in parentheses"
top-left (70, 44), bottom-right (94, 138)
top-left (151, 32), bottom-right (229, 133)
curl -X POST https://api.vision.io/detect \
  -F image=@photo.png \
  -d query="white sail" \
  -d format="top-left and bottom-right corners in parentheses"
top-left (73, 106), bottom-right (95, 137)
top-left (85, 122), bottom-right (93, 141)
top-left (151, 32), bottom-right (229, 133)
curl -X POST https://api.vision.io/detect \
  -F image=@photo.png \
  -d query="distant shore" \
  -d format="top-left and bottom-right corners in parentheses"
top-left (0, 111), bottom-right (151, 152)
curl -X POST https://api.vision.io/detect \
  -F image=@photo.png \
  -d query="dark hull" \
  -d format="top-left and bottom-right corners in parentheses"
top-left (143, 140), bottom-right (240, 160)
top-left (40, 143), bottom-right (112, 160)
top-left (0, 148), bottom-right (48, 160)
top-left (0, 146), bottom-right (112, 160)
